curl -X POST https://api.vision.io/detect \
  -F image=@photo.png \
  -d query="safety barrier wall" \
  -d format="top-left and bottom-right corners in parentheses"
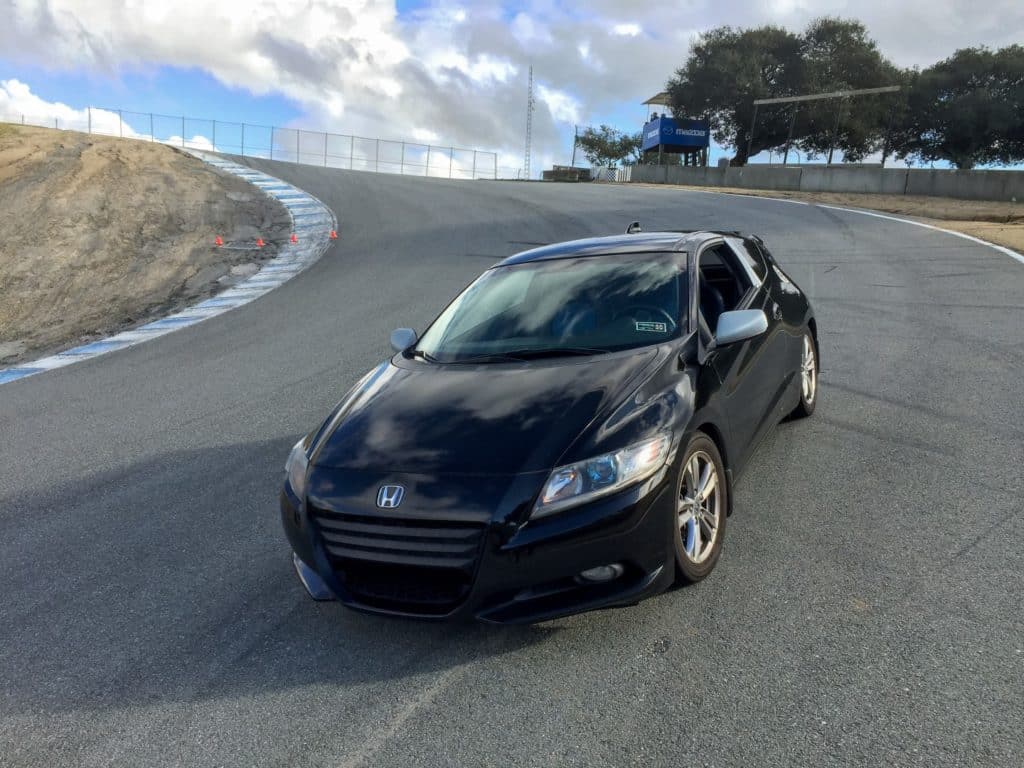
top-left (627, 163), bottom-right (1024, 201)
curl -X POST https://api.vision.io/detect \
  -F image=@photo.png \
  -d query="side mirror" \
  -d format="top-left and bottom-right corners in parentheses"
top-left (715, 310), bottom-right (768, 346)
top-left (390, 328), bottom-right (418, 353)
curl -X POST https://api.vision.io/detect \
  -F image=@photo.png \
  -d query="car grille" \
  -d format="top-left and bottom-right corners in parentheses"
top-left (309, 506), bottom-right (487, 614)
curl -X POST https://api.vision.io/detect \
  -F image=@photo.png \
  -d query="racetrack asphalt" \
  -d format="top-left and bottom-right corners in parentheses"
top-left (1, 160), bottom-right (1021, 767)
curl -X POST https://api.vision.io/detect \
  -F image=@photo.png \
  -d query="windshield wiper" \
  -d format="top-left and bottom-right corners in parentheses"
top-left (451, 346), bottom-right (611, 363)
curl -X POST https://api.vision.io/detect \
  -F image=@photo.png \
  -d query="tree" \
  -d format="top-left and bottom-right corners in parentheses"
top-left (666, 25), bottom-right (804, 166)
top-left (892, 46), bottom-right (1024, 169)
top-left (576, 125), bottom-right (642, 168)
top-left (666, 18), bottom-right (900, 165)
top-left (795, 18), bottom-right (904, 162)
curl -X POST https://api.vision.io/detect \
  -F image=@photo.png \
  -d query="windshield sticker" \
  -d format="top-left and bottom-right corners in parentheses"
top-left (635, 321), bottom-right (668, 333)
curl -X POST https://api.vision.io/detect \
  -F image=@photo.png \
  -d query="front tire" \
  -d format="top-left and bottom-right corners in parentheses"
top-left (673, 433), bottom-right (727, 584)
top-left (790, 329), bottom-right (818, 419)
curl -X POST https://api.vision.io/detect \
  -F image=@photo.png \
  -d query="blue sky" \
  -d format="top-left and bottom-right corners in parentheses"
top-left (0, 61), bottom-right (303, 127)
top-left (2, 0), bottom-right (1021, 174)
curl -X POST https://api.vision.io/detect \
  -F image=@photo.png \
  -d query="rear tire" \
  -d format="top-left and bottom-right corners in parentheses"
top-left (673, 433), bottom-right (727, 584)
top-left (790, 329), bottom-right (818, 419)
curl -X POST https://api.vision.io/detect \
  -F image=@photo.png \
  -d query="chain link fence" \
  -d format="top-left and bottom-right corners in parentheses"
top-left (2, 107), bottom-right (509, 180)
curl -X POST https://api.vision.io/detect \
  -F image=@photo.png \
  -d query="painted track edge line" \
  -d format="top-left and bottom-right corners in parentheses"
top-left (669, 187), bottom-right (1023, 266)
top-left (813, 203), bottom-right (1024, 266)
top-left (0, 152), bottom-right (337, 386)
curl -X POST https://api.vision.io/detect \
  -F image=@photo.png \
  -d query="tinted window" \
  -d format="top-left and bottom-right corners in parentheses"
top-left (726, 237), bottom-right (768, 281)
top-left (699, 244), bottom-right (753, 316)
top-left (415, 253), bottom-right (687, 362)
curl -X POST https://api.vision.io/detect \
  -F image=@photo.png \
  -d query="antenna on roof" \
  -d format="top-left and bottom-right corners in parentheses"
top-left (625, 221), bottom-right (642, 234)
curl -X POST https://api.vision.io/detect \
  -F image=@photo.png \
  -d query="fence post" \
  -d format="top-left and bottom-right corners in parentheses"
top-left (323, 132), bottom-right (328, 167)
top-left (375, 139), bottom-right (379, 172)
top-left (181, 116), bottom-right (185, 147)
top-left (349, 135), bottom-right (354, 169)
top-left (426, 145), bottom-right (431, 176)
top-left (493, 154), bottom-right (497, 180)
top-left (149, 113), bottom-right (154, 141)
top-left (270, 127), bottom-right (274, 160)
top-left (472, 151), bottom-right (477, 180)
top-left (212, 120), bottom-right (217, 152)
top-left (118, 109), bottom-right (123, 138)
top-left (88, 107), bottom-right (92, 134)
top-left (400, 141), bottom-right (405, 174)
top-left (296, 130), bottom-right (300, 164)
top-left (55, 117), bottom-right (58, 129)
top-left (449, 147), bottom-right (454, 178)
top-left (241, 123), bottom-right (246, 156)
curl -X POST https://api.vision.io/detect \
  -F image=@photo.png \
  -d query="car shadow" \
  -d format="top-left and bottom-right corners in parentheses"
top-left (0, 435), bottom-right (559, 716)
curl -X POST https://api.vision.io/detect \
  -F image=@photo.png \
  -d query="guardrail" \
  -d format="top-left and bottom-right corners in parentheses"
top-left (1, 108), bottom-right (521, 180)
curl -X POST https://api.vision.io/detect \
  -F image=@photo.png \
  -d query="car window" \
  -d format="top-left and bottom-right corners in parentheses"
top-left (427, 268), bottom-right (533, 345)
top-left (416, 252), bottom-right (688, 362)
top-left (725, 237), bottom-right (767, 282)
top-left (697, 243), bottom-right (754, 330)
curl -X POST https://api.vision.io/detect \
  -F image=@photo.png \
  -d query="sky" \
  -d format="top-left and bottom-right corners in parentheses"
top-left (1, 0), bottom-right (1022, 176)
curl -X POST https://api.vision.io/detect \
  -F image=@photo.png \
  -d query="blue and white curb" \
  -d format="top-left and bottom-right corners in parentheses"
top-left (0, 151), bottom-right (336, 386)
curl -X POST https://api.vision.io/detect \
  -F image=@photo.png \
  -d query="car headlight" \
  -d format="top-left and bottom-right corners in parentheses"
top-left (285, 439), bottom-right (309, 500)
top-left (532, 435), bottom-right (671, 518)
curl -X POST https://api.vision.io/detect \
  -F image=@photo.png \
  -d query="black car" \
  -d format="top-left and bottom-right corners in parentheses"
top-left (281, 228), bottom-right (818, 623)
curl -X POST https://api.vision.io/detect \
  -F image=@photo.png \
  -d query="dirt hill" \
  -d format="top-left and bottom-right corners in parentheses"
top-left (0, 124), bottom-right (290, 364)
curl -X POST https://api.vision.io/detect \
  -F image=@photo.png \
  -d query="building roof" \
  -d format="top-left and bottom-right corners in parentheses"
top-left (642, 91), bottom-right (671, 106)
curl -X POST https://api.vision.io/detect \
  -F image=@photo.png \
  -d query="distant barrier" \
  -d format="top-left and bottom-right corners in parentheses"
top-left (626, 164), bottom-right (1024, 202)
top-left (1, 108), bottom-right (520, 180)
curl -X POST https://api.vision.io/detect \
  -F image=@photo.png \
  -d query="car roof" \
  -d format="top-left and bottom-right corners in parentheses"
top-left (496, 230), bottom-right (744, 266)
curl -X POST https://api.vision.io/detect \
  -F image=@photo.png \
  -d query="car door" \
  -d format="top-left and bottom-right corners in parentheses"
top-left (693, 239), bottom-right (784, 473)
top-left (724, 236), bottom-right (800, 421)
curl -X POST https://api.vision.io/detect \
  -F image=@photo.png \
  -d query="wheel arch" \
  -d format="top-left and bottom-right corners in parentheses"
top-left (692, 421), bottom-right (735, 516)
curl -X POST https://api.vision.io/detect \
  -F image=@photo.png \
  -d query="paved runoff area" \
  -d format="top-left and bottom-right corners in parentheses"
top-left (1, 159), bottom-right (1021, 767)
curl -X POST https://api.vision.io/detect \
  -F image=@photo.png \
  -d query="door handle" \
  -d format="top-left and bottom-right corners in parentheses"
top-left (771, 302), bottom-right (782, 321)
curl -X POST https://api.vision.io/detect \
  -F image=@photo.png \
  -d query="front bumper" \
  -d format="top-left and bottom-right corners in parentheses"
top-left (280, 472), bottom-right (676, 624)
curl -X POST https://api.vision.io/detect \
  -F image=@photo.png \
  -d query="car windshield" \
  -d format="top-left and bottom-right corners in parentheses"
top-left (414, 252), bottom-right (687, 363)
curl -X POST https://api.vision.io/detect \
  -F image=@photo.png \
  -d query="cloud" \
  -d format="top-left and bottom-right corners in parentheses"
top-left (611, 23), bottom-right (642, 37)
top-left (2, 1), bottom-right (1022, 176)
top-left (2, 79), bottom-right (217, 151)
top-left (1, 78), bottom-right (124, 134)
top-left (536, 85), bottom-right (581, 125)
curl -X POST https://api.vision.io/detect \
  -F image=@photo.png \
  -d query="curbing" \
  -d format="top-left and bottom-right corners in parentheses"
top-left (0, 151), bottom-right (336, 386)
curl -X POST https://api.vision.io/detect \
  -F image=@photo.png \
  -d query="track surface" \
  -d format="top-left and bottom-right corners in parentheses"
top-left (2, 161), bottom-right (1022, 767)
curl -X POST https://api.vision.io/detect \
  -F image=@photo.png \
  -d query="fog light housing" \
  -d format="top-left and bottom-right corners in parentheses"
top-left (575, 563), bottom-right (625, 584)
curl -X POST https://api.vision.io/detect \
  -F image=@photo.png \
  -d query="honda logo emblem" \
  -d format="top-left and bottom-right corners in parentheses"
top-left (376, 485), bottom-right (405, 509)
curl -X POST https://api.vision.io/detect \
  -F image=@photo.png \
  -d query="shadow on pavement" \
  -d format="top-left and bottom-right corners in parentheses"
top-left (0, 434), bottom-right (559, 716)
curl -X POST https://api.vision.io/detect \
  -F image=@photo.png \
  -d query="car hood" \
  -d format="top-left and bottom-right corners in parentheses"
top-left (312, 350), bottom-right (660, 475)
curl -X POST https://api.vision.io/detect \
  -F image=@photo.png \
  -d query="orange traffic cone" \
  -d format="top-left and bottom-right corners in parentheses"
top-left (256, 237), bottom-right (265, 248)
top-left (214, 235), bottom-right (224, 247)
top-left (329, 230), bottom-right (338, 240)
top-left (290, 233), bottom-right (298, 244)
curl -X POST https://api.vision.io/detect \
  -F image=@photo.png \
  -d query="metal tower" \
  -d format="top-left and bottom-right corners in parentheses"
top-left (524, 65), bottom-right (534, 180)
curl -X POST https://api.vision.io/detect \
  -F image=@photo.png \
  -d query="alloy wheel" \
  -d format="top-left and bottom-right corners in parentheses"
top-left (678, 451), bottom-right (721, 564)
top-left (801, 334), bottom-right (817, 405)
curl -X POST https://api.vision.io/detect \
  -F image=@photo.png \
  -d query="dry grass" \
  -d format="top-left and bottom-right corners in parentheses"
top-left (0, 125), bottom-right (289, 364)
